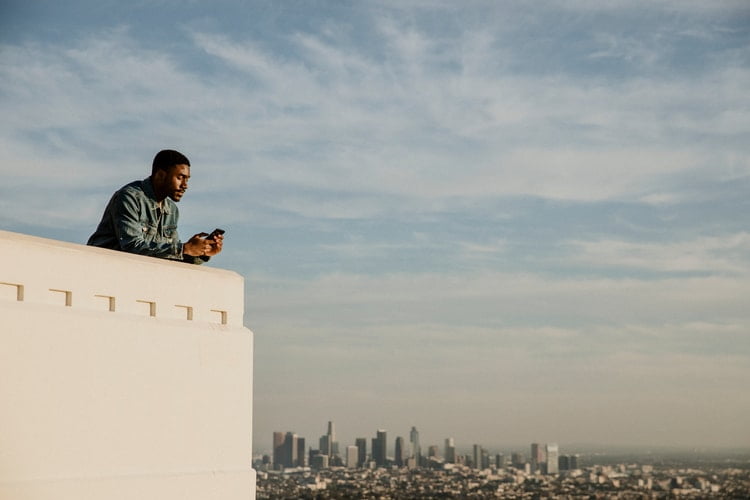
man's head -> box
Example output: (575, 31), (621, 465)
(151, 149), (191, 202)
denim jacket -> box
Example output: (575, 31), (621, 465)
(87, 177), (206, 264)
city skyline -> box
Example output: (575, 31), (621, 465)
(258, 423), (749, 498)
(1, 1), (748, 449)
(268, 423), (573, 470)
(262, 419), (747, 465)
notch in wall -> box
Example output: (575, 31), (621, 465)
(136, 299), (157, 317)
(95, 294), (116, 312)
(1, 282), (24, 301)
(175, 304), (194, 320)
(49, 288), (72, 307)
(210, 309), (228, 325)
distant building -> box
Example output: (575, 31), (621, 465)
(372, 430), (387, 467)
(559, 454), (570, 471)
(395, 436), (405, 466)
(546, 443), (559, 474)
(319, 434), (331, 457)
(410, 426), (421, 463)
(346, 446), (358, 468)
(473, 444), (482, 470)
(530, 443), (545, 473)
(355, 438), (367, 467)
(316, 420), (337, 460)
(570, 454), (579, 469)
(445, 438), (456, 463)
(272, 431), (300, 468)
(327, 421), (339, 458)
(283, 432), (298, 468)
(273, 432), (285, 469)
(428, 445), (439, 458)
(496, 453), (506, 469)
(511, 452), (525, 468)
(297, 437), (306, 467)
(310, 453), (328, 470)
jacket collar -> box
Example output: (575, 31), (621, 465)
(143, 177), (173, 214)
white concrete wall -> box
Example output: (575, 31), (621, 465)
(0, 230), (255, 500)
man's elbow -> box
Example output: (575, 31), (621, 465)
(118, 238), (154, 256)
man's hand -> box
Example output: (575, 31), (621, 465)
(204, 232), (223, 257)
(183, 233), (211, 257)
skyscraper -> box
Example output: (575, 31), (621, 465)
(272, 432), (285, 469)
(346, 445), (358, 468)
(355, 438), (367, 467)
(473, 444), (482, 470)
(373, 430), (387, 467)
(297, 437), (306, 467)
(310, 453), (328, 470)
(530, 443), (545, 474)
(327, 420), (339, 457)
(445, 437), (456, 464)
(272, 431), (301, 468)
(319, 434), (331, 457)
(409, 426), (421, 463)
(319, 421), (336, 459)
(546, 443), (559, 474)
(327, 421), (335, 442)
(394, 436), (405, 466)
(283, 432), (298, 468)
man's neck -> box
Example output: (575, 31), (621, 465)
(149, 177), (167, 203)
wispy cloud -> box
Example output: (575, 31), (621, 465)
(566, 233), (750, 274)
(2, 14), (748, 225)
(246, 269), (749, 331)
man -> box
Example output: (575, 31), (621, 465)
(87, 149), (223, 264)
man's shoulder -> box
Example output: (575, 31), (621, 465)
(115, 179), (157, 204)
(117, 178), (148, 194)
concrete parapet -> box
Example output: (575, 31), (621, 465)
(0, 230), (255, 499)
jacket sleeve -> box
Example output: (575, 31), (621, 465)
(182, 254), (210, 265)
(112, 188), (183, 259)
(175, 217), (208, 265)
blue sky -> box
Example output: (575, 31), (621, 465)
(2, 0), (749, 454)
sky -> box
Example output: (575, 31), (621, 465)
(1, 0), (749, 455)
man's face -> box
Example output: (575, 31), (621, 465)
(154, 164), (190, 202)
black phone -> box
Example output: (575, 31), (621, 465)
(208, 228), (225, 239)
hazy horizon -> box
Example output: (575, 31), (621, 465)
(2, 1), (748, 452)
(255, 421), (750, 459)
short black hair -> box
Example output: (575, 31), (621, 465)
(152, 149), (190, 175)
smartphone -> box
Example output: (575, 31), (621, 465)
(208, 228), (225, 239)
